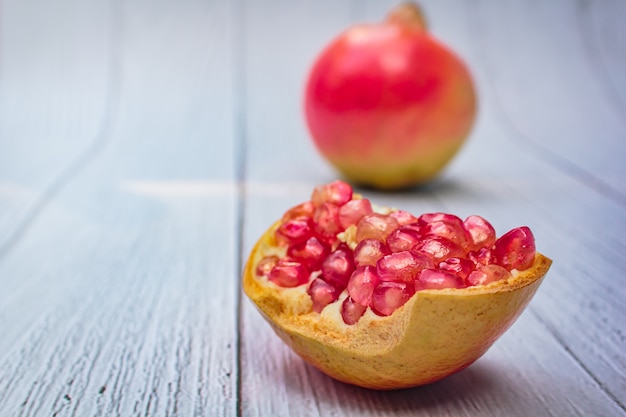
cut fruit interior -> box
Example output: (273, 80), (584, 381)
(243, 181), (552, 390)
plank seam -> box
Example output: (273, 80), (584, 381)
(232, 0), (247, 415)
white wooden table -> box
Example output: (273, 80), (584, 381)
(1, 0), (625, 415)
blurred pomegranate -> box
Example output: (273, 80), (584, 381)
(304, 3), (476, 189)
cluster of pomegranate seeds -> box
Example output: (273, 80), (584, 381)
(256, 181), (537, 325)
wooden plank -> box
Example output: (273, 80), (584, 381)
(0, 0), (239, 415)
(239, 0), (626, 415)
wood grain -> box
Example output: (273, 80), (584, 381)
(1, 0), (239, 415)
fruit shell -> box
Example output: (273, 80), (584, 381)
(243, 221), (552, 390)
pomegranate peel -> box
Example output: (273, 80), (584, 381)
(243, 181), (552, 390)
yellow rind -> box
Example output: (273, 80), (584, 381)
(243, 221), (552, 390)
(330, 136), (465, 190)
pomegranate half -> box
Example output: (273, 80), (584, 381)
(243, 181), (551, 390)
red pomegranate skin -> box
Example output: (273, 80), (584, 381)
(304, 4), (476, 189)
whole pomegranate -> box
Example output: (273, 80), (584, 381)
(304, 3), (476, 189)
(243, 181), (552, 389)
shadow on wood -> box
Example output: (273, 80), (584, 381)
(276, 351), (506, 414)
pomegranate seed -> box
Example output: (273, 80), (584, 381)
(307, 277), (340, 313)
(355, 213), (399, 243)
(341, 296), (367, 325)
(387, 226), (422, 253)
(370, 282), (415, 316)
(493, 226), (536, 271)
(353, 238), (390, 267)
(377, 251), (433, 283)
(256, 255), (279, 277)
(268, 260), (310, 287)
(282, 201), (315, 222)
(422, 220), (471, 250)
(275, 217), (312, 246)
(313, 202), (343, 242)
(467, 264), (512, 286)
(321, 244), (355, 289)
(287, 236), (330, 270)
(438, 257), (475, 281)
(389, 210), (418, 226)
(263, 184), (541, 321)
(347, 266), (380, 306)
(418, 212), (464, 228)
(464, 215), (497, 250)
(311, 180), (353, 207)
(400, 222), (422, 234)
(413, 236), (465, 262)
(415, 269), (465, 291)
(339, 198), (373, 229)
(468, 247), (494, 266)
